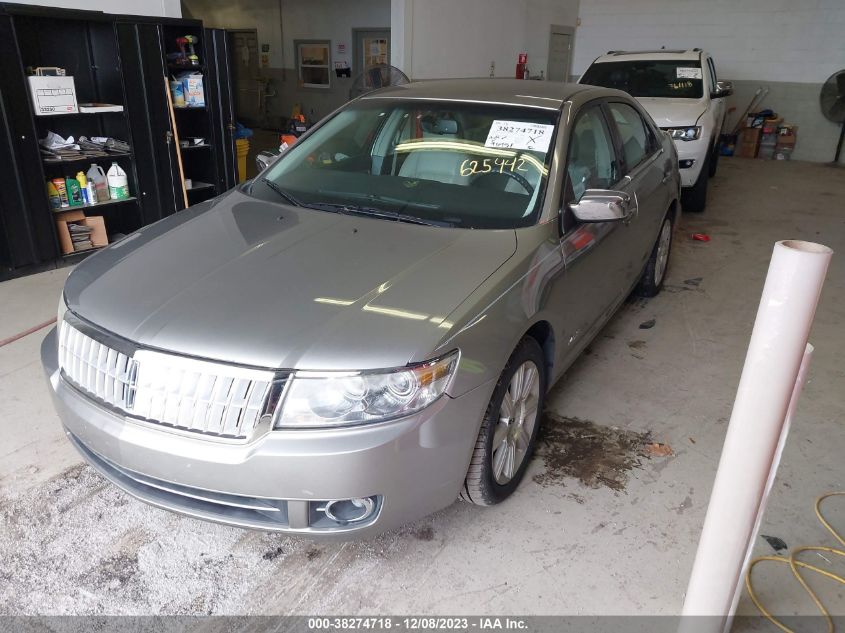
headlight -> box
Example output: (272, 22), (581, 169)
(666, 126), (701, 141)
(274, 351), (459, 428)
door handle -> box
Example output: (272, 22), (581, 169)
(661, 170), (672, 184)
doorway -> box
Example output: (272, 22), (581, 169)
(226, 28), (263, 126)
(353, 28), (390, 77)
(547, 25), (574, 83)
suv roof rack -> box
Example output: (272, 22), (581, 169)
(606, 49), (690, 56)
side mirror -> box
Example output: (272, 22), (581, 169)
(256, 150), (282, 172)
(569, 189), (635, 223)
(712, 81), (733, 98)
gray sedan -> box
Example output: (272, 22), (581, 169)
(42, 80), (680, 537)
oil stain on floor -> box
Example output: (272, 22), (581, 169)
(531, 412), (651, 492)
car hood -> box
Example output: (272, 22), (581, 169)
(635, 97), (707, 128)
(64, 190), (516, 370)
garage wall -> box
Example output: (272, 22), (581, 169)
(2, 0), (181, 16)
(182, 0), (391, 122)
(572, 0), (845, 163)
(391, 0), (580, 80)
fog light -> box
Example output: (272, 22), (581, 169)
(679, 159), (696, 169)
(322, 497), (376, 523)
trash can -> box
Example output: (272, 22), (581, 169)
(236, 139), (250, 183)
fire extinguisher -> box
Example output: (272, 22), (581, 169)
(516, 52), (528, 80)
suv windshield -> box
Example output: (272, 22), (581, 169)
(251, 100), (558, 229)
(581, 60), (704, 99)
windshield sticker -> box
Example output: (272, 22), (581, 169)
(676, 67), (702, 79)
(485, 121), (555, 152)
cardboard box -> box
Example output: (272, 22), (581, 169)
(54, 210), (108, 255)
(178, 72), (205, 107)
(736, 127), (761, 158)
(27, 75), (78, 116)
(776, 125), (798, 147)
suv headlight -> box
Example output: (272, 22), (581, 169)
(274, 351), (459, 428)
(666, 126), (701, 141)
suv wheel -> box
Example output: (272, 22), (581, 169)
(708, 139), (720, 178)
(682, 154), (709, 212)
(460, 337), (546, 506)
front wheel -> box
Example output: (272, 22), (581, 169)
(635, 213), (674, 298)
(460, 337), (546, 506)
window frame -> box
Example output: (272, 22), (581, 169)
(561, 100), (624, 232)
(296, 39), (332, 89)
(706, 56), (718, 96)
(605, 100), (660, 175)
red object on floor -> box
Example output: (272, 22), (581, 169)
(691, 233), (711, 242)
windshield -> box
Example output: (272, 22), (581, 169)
(251, 100), (559, 229)
(581, 60), (704, 99)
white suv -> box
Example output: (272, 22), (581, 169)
(580, 49), (732, 212)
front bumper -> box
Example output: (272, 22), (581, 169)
(669, 135), (710, 188)
(41, 328), (493, 538)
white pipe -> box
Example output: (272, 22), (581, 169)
(680, 240), (832, 632)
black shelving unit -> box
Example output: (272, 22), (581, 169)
(0, 4), (237, 280)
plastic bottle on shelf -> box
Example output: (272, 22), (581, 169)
(65, 177), (83, 207)
(76, 170), (96, 206)
(87, 163), (110, 202)
(107, 162), (129, 200)
(47, 180), (63, 209)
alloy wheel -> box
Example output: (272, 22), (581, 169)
(491, 360), (541, 484)
(654, 219), (672, 286)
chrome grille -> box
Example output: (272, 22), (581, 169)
(59, 320), (279, 440)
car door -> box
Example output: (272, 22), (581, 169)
(554, 101), (634, 366)
(605, 100), (669, 282)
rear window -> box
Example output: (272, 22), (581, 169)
(581, 60), (704, 99)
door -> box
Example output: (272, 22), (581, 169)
(605, 101), (669, 282)
(554, 102), (630, 364)
(118, 22), (182, 221)
(0, 13), (60, 270)
(206, 28), (238, 191)
(226, 29), (263, 126)
(353, 28), (390, 76)
(547, 27), (573, 82)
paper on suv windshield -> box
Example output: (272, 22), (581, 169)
(485, 121), (555, 152)
(676, 67), (702, 79)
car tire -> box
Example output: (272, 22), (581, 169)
(708, 139), (720, 178)
(460, 337), (546, 506)
(635, 213), (674, 298)
(681, 153), (709, 212)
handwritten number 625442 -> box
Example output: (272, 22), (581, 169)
(459, 156), (528, 177)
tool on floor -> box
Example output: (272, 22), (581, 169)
(164, 75), (189, 208)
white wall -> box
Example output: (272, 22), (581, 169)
(2, 0), (180, 16)
(572, 0), (845, 82)
(392, 0), (579, 79)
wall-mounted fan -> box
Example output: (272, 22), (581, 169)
(820, 69), (845, 164)
(349, 64), (410, 100)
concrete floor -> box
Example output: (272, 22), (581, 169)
(1, 158), (843, 617)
